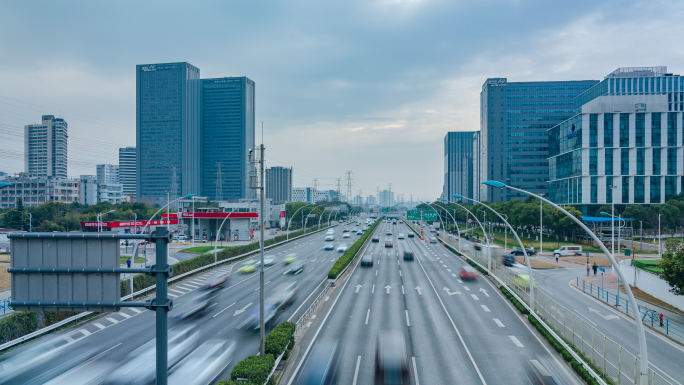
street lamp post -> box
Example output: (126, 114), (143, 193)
(286, 204), (316, 243)
(447, 197), (488, 257)
(658, 213), (663, 257)
(214, 202), (255, 264)
(639, 220), (643, 252)
(539, 193), (543, 255)
(483, 180), (649, 385)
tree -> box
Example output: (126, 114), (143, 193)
(4, 198), (25, 230)
(659, 243), (684, 296)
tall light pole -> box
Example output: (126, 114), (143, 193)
(286, 203), (316, 242)
(214, 201), (255, 264)
(658, 213), (663, 257)
(191, 196), (198, 247)
(97, 210), (115, 233)
(249, 144), (266, 357)
(639, 220), (643, 252)
(482, 180), (649, 385)
(539, 193), (544, 254)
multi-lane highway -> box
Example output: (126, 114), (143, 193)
(0, 220), (367, 384)
(286, 220), (580, 384)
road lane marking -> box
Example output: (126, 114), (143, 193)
(129, 308), (143, 314)
(447, 269), (452, 272)
(93, 323), (106, 330)
(352, 356), (362, 385)
(413, 357), (420, 385)
(79, 329), (91, 336)
(376, 270), (378, 276)
(508, 335), (524, 348)
(493, 318), (505, 327)
(372, 284), (375, 293)
(463, 286), (470, 291)
(402, 285), (405, 294)
(167, 293), (178, 299)
(399, 271), (402, 277)
(307, 267), (315, 273)
(481, 305), (490, 312)
(106, 317), (119, 324)
(265, 280), (271, 286)
(365, 309), (371, 324)
(213, 302), (236, 318)
(471, 294), (479, 300)
(405, 310), (410, 326)
(119, 312), (132, 319)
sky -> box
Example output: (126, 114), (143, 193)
(1, 0), (683, 202)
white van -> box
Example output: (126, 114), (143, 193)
(553, 245), (582, 258)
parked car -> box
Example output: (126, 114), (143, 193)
(403, 252), (414, 261)
(361, 255), (373, 267)
(553, 245), (582, 258)
(459, 265), (478, 280)
(511, 247), (537, 256)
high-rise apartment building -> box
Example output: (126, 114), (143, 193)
(118, 147), (136, 200)
(266, 166), (292, 204)
(96, 164), (119, 184)
(136, 62), (201, 204)
(480, 78), (598, 202)
(549, 67), (684, 215)
(379, 189), (394, 207)
(201, 77), (255, 200)
(443, 131), (478, 201)
(24, 115), (68, 178)
(366, 195), (377, 205)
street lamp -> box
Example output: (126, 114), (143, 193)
(482, 180), (649, 385)
(658, 213), (663, 257)
(303, 205), (326, 233)
(286, 204), (316, 242)
(214, 200), (257, 264)
(97, 210), (115, 233)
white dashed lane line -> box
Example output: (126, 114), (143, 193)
(508, 335), (524, 348)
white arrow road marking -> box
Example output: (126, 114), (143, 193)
(415, 286), (423, 295)
(508, 335), (524, 348)
(471, 294), (479, 300)
(233, 302), (253, 316)
(481, 305), (490, 312)
(442, 287), (461, 296)
(385, 285), (392, 294)
(479, 288), (490, 297)
(493, 318), (505, 327)
(356, 285), (362, 293)
(588, 307), (620, 320)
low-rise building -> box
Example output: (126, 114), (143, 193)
(0, 173), (79, 208)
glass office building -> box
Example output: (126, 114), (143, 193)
(118, 146), (136, 200)
(136, 62), (200, 204)
(480, 78), (598, 202)
(266, 166), (292, 204)
(548, 67), (684, 215)
(443, 131), (479, 200)
(201, 77), (255, 201)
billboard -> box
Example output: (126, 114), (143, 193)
(280, 204), (286, 228)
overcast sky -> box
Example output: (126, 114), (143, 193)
(1, 0), (683, 202)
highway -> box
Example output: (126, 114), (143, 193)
(286, 220), (580, 384)
(0, 220), (366, 384)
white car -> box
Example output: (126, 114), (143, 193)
(337, 244), (348, 252)
(343, 233), (351, 238)
(386, 230), (392, 235)
(398, 233), (405, 239)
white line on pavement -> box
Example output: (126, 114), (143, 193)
(365, 309), (371, 325)
(413, 357), (420, 385)
(106, 317), (119, 324)
(79, 329), (91, 336)
(405, 310), (410, 326)
(129, 308), (143, 314)
(353, 356), (361, 385)
(399, 271), (402, 277)
(167, 293), (178, 299)
(508, 335), (524, 348)
(402, 285), (405, 294)
(93, 323), (106, 330)
(119, 313), (131, 319)
(481, 305), (490, 312)
(376, 270), (378, 276)
(463, 286), (470, 291)
(213, 302), (236, 318)
(471, 294), (479, 300)
(372, 284), (375, 293)
(493, 318), (505, 327)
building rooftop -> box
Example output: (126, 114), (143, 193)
(604, 66), (668, 79)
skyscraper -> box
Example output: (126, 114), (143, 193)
(24, 115), (67, 178)
(136, 62), (201, 204)
(443, 131), (478, 200)
(480, 78), (598, 201)
(118, 146), (136, 200)
(96, 164), (119, 184)
(266, 166), (292, 204)
(201, 77), (255, 200)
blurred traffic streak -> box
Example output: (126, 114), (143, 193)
(168, 340), (236, 385)
(173, 273), (229, 320)
(288, 260), (305, 274)
(238, 259), (258, 273)
(375, 331), (411, 385)
(527, 355), (580, 385)
(44, 347), (117, 385)
(459, 265), (478, 280)
(284, 253), (298, 264)
(237, 282), (297, 331)
(0, 335), (76, 384)
(295, 340), (341, 385)
(104, 326), (200, 384)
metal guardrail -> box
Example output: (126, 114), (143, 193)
(0, 224), (336, 352)
(574, 278), (684, 342)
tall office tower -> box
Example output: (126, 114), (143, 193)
(378, 189), (394, 207)
(549, 67), (684, 215)
(366, 195), (377, 205)
(265, 166), (292, 204)
(136, 62), (201, 204)
(118, 147), (136, 200)
(480, 78), (598, 202)
(24, 115), (68, 178)
(443, 131), (478, 200)
(201, 77), (255, 200)
(96, 164), (119, 184)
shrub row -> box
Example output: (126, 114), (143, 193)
(0, 310), (78, 344)
(499, 285), (529, 315)
(219, 322), (296, 385)
(328, 219), (380, 279)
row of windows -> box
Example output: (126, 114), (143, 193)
(508, 109), (575, 114)
(507, 85), (595, 91)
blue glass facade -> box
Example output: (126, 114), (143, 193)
(444, 131), (478, 200)
(481, 78), (598, 202)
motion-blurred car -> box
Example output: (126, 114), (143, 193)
(372, 236), (380, 243)
(343, 233), (351, 238)
(337, 243), (348, 252)
(0, 336), (76, 383)
(106, 326), (200, 384)
(397, 233), (405, 239)
(324, 243), (335, 250)
(511, 247), (537, 256)
(325, 235), (335, 241)
(407, 233), (414, 238)
(502, 254), (516, 267)
(429, 237), (437, 243)
(459, 265), (478, 280)
(527, 355), (580, 385)
(288, 260), (305, 274)
(238, 259), (258, 273)
(343, 228), (349, 232)
(283, 254), (298, 264)
(168, 340), (236, 385)
(361, 254), (373, 267)
(356, 230), (363, 235)
(238, 283), (296, 331)
(514, 273), (538, 288)
(473, 242), (482, 251)
(202, 273), (229, 291)
(385, 240), (393, 248)
(256, 255), (275, 266)
(375, 331), (411, 385)
(403, 252), (414, 261)
(295, 340), (341, 385)
(174, 288), (217, 320)
(386, 230), (392, 235)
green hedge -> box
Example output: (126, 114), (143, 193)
(499, 285), (529, 315)
(0, 310), (79, 344)
(328, 219), (380, 279)
(264, 321), (296, 359)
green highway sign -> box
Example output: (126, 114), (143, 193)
(423, 210), (438, 221)
(407, 210), (421, 220)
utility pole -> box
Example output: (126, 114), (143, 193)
(215, 162), (223, 202)
(312, 178), (318, 203)
(249, 144), (266, 357)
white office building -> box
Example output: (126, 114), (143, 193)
(24, 115), (68, 178)
(97, 164), (119, 184)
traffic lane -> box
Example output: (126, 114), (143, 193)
(409, 237), (579, 384)
(535, 267), (684, 384)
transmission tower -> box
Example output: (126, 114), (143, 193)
(336, 178), (342, 200)
(215, 162), (223, 201)
(312, 178), (318, 203)
(345, 171), (353, 203)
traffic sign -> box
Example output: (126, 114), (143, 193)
(586, 251), (590, 258)
(599, 267), (605, 273)
(467, 218), (473, 224)
(407, 210), (421, 221)
(423, 210), (438, 221)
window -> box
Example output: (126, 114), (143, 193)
(652, 113), (661, 146)
(634, 176), (645, 203)
(621, 149), (630, 175)
(650, 176), (661, 203)
(666, 176), (676, 201)
(622, 177), (630, 203)
(604, 113), (614, 147)
(591, 177), (598, 203)
(635, 113), (644, 147)
(620, 113), (630, 147)
(606, 176), (613, 203)
(637, 148), (645, 175)
(653, 148), (661, 175)
(668, 148), (677, 175)
(668, 112), (678, 146)
(605, 149), (613, 175)
(590, 114), (598, 147)
(590, 149), (598, 175)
